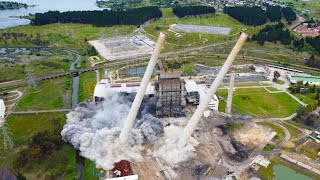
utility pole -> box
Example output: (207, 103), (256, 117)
(25, 69), (39, 91)
(0, 124), (14, 150)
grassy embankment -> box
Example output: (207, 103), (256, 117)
(0, 113), (78, 179)
(16, 77), (72, 111)
(216, 88), (302, 118)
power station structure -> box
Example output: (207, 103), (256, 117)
(92, 32), (248, 149)
(155, 71), (186, 117)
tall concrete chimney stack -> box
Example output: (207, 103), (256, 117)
(225, 72), (236, 115)
(119, 32), (167, 144)
(177, 33), (248, 148)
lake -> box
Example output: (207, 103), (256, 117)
(0, 0), (101, 29)
(274, 165), (312, 180)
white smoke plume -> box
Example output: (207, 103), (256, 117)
(61, 89), (165, 170)
(150, 125), (199, 166)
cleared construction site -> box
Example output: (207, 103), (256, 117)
(170, 24), (232, 35)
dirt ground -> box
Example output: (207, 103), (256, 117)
(233, 122), (272, 147)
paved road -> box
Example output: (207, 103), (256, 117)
(262, 122), (291, 155)
(288, 15), (305, 30)
(11, 109), (72, 114)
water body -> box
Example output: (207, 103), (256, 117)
(274, 165), (312, 180)
(121, 67), (156, 76)
(0, 0), (101, 29)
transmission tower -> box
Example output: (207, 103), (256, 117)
(1, 124), (14, 150)
(25, 69), (39, 91)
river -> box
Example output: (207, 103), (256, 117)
(0, 0), (101, 29)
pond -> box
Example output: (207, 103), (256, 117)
(274, 165), (312, 180)
(0, 0), (101, 29)
(121, 67), (156, 76)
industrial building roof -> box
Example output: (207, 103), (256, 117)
(0, 99), (5, 119)
(197, 84), (218, 101)
(185, 80), (198, 92)
(290, 75), (320, 83)
(93, 80), (155, 98)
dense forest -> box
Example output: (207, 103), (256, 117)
(306, 36), (320, 54)
(224, 6), (296, 26)
(0, 1), (28, 10)
(281, 7), (296, 23)
(251, 22), (292, 45)
(32, 7), (162, 26)
(223, 6), (267, 26)
(266, 4), (282, 22)
(173, 6), (215, 18)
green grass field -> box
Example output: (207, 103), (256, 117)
(0, 50), (74, 83)
(143, 9), (278, 52)
(0, 24), (133, 53)
(294, 92), (318, 105)
(217, 88), (302, 118)
(0, 113), (77, 179)
(275, 80), (286, 85)
(78, 72), (97, 102)
(279, 121), (304, 142)
(16, 77), (71, 111)
(84, 159), (100, 180)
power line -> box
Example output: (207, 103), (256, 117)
(0, 123), (14, 150)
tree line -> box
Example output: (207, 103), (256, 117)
(224, 6), (296, 26)
(223, 6), (268, 26)
(306, 36), (320, 54)
(266, 5), (296, 24)
(0, 32), (48, 46)
(289, 82), (320, 128)
(0, 1), (28, 10)
(172, 6), (215, 18)
(31, 6), (162, 26)
(251, 22), (292, 45)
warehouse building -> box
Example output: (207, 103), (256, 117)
(289, 75), (320, 86)
(93, 79), (154, 102)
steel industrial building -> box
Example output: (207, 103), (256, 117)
(155, 71), (186, 117)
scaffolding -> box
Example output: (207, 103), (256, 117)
(155, 71), (186, 117)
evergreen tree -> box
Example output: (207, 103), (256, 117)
(173, 6), (215, 18)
